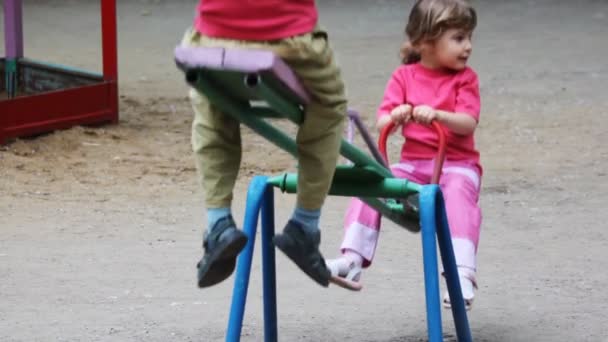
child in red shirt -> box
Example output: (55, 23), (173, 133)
(184, 1), (347, 290)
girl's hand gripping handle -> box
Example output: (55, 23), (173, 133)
(378, 121), (446, 184)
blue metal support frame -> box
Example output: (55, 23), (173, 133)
(226, 176), (278, 342)
(225, 178), (471, 342)
(419, 185), (472, 342)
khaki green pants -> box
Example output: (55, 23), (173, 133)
(182, 27), (347, 210)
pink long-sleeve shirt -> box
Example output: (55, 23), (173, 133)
(194, 0), (317, 41)
(378, 63), (481, 172)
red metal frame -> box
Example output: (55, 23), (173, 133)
(0, 0), (118, 144)
(378, 121), (447, 184)
(101, 0), (119, 124)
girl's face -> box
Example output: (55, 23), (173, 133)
(420, 28), (473, 71)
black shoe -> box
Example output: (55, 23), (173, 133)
(197, 215), (248, 288)
(273, 220), (330, 287)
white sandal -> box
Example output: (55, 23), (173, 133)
(442, 276), (476, 311)
(326, 257), (363, 291)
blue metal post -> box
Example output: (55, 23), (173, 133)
(419, 185), (473, 342)
(433, 187), (472, 342)
(261, 185), (278, 342)
(226, 176), (270, 341)
(225, 178), (471, 341)
(419, 185), (443, 342)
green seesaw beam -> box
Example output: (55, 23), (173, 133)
(176, 46), (421, 232)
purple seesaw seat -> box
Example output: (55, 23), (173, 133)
(174, 46), (310, 104)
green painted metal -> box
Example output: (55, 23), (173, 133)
(191, 73), (299, 157)
(268, 173), (420, 231)
(20, 58), (104, 79)
(339, 139), (393, 179)
(245, 75), (304, 125)
(189, 69), (393, 183)
(184, 67), (423, 231)
(247, 107), (287, 119)
(360, 197), (420, 233)
(5, 59), (18, 98)
(333, 164), (386, 183)
(269, 172), (420, 198)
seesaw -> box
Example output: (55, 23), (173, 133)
(175, 46), (472, 342)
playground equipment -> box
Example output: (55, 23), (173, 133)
(378, 120), (447, 184)
(175, 46), (472, 342)
(0, 0), (118, 144)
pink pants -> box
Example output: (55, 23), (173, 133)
(341, 159), (482, 281)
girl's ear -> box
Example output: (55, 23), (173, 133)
(418, 40), (434, 54)
(410, 42), (424, 54)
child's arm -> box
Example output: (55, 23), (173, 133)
(435, 110), (477, 135)
(376, 68), (411, 132)
(376, 104), (413, 132)
(411, 106), (477, 135)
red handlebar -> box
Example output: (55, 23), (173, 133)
(378, 121), (446, 184)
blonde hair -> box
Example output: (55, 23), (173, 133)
(400, 0), (477, 64)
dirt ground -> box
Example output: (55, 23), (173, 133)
(1, 0), (608, 341)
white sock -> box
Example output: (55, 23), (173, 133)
(459, 276), (475, 300)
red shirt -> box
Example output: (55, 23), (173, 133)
(378, 63), (481, 171)
(194, 0), (318, 40)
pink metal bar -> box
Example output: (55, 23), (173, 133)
(4, 0), (24, 58)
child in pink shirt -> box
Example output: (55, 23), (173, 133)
(327, 0), (481, 310)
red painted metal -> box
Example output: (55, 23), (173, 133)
(378, 121), (447, 184)
(101, 0), (118, 123)
(0, 83), (114, 139)
(0, 0), (118, 144)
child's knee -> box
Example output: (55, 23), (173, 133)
(441, 171), (480, 201)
